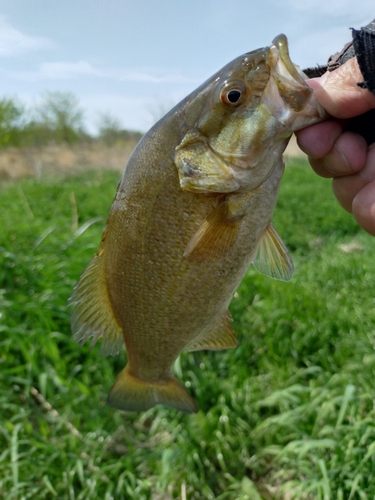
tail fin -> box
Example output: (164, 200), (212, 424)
(107, 366), (199, 414)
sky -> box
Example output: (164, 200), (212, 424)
(0, 0), (373, 134)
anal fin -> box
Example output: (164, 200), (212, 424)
(186, 311), (238, 352)
(107, 366), (199, 414)
(184, 201), (241, 262)
(253, 223), (294, 281)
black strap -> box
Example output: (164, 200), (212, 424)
(303, 19), (375, 145)
(352, 20), (375, 94)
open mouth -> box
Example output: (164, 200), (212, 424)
(269, 34), (313, 112)
(271, 34), (307, 85)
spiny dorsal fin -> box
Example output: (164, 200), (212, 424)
(184, 202), (241, 261)
(186, 311), (238, 351)
(69, 251), (124, 356)
(253, 223), (294, 281)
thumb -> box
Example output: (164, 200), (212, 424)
(307, 57), (375, 119)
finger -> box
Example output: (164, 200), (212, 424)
(323, 131), (368, 175)
(352, 179), (375, 235)
(332, 143), (375, 214)
(332, 174), (368, 212)
(306, 131), (367, 179)
(308, 157), (338, 178)
(306, 58), (375, 118)
(352, 145), (375, 235)
(296, 120), (342, 158)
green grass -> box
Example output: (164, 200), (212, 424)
(1, 159), (375, 499)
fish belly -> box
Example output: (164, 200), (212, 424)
(104, 157), (284, 394)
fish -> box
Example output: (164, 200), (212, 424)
(70, 34), (326, 414)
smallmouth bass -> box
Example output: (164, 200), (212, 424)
(70, 35), (325, 413)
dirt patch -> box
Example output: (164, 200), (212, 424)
(0, 135), (305, 182)
(0, 140), (140, 181)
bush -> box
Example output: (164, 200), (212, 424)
(0, 97), (24, 147)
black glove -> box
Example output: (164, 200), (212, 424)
(303, 19), (375, 145)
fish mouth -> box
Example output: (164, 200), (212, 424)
(268, 34), (313, 112)
(270, 34), (306, 85)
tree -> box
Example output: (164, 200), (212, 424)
(97, 111), (143, 146)
(97, 112), (122, 146)
(34, 91), (86, 144)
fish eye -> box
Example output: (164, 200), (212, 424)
(227, 90), (242, 103)
(220, 82), (246, 107)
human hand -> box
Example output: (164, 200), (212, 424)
(296, 57), (375, 235)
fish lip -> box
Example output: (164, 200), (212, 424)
(269, 33), (307, 86)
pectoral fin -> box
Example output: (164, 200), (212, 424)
(186, 311), (238, 351)
(174, 128), (240, 193)
(184, 201), (241, 261)
(253, 224), (294, 281)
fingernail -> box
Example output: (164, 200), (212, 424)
(335, 144), (351, 171)
(323, 144), (351, 174)
(358, 144), (375, 181)
(296, 140), (317, 159)
(297, 143), (312, 157)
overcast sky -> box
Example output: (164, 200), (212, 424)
(0, 0), (373, 134)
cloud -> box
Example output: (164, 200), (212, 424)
(39, 61), (193, 83)
(0, 15), (53, 57)
(48, 62), (199, 84)
(1, 59), (199, 84)
(39, 61), (98, 79)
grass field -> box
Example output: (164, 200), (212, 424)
(1, 158), (375, 499)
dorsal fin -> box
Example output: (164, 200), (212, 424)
(186, 311), (238, 351)
(253, 223), (294, 281)
(69, 249), (124, 356)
